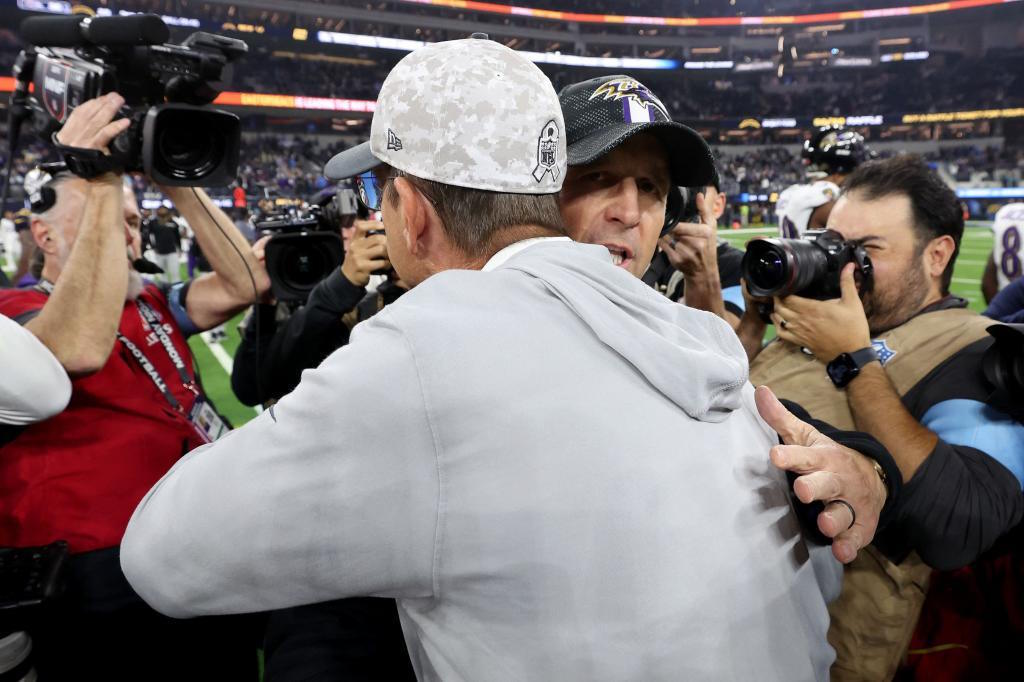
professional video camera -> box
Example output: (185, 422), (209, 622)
(5, 13), (246, 189)
(741, 229), (874, 318)
(259, 188), (359, 302)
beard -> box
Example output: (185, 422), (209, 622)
(126, 270), (144, 302)
(862, 258), (931, 336)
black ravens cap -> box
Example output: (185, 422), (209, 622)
(558, 75), (717, 188)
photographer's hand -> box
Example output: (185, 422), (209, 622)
(55, 92), (131, 157)
(772, 264), (871, 361)
(659, 193), (728, 321)
(658, 192), (718, 280)
(341, 220), (389, 288)
(251, 235), (276, 305)
(736, 279), (769, 362)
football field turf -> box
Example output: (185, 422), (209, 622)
(3, 224), (997, 429)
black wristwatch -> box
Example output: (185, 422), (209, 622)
(826, 346), (879, 388)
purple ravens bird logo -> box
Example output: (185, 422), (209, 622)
(589, 77), (670, 123)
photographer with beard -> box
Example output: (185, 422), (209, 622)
(0, 92), (269, 679)
(744, 155), (1024, 681)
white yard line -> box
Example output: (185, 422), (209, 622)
(199, 331), (261, 415)
(199, 331), (234, 373)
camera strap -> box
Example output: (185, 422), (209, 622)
(50, 132), (123, 179)
(130, 300), (200, 405)
(133, 300), (229, 442)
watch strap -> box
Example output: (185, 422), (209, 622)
(849, 345), (880, 369)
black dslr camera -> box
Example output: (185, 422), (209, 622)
(741, 229), (873, 319)
(259, 189), (359, 302)
(10, 13), (246, 186)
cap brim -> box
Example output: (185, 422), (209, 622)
(567, 121), (716, 188)
(324, 142), (381, 181)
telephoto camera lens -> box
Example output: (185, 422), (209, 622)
(742, 238), (830, 298)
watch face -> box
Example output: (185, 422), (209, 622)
(827, 354), (856, 386)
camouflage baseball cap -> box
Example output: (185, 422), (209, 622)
(559, 75), (716, 187)
(324, 36), (566, 194)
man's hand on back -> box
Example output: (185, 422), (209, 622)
(755, 385), (887, 564)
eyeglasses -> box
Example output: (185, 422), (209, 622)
(355, 171), (399, 212)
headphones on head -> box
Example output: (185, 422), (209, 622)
(25, 163), (70, 214)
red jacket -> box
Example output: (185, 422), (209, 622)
(0, 283), (206, 552)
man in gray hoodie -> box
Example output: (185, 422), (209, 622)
(122, 37), (878, 680)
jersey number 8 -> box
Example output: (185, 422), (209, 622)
(1001, 226), (1021, 281)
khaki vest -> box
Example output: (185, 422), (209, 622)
(750, 307), (995, 681)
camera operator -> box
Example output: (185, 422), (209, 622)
(652, 180), (746, 327)
(231, 206), (407, 407)
(231, 198), (417, 679)
(743, 155), (1024, 681)
(0, 92), (269, 679)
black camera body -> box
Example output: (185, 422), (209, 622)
(259, 190), (359, 302)
(983, 323), (1024, 411)
(18, 15), (246, 186)
(742, 229), (873, 301)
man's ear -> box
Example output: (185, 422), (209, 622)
(925, 234), (957, 281)
(31, 216), (55, 255)
(713, 191), (726, 220)
(394, 177), (435, 257)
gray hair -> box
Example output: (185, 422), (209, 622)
(385, 169), (565, 258)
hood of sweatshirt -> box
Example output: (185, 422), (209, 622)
(501, 240), (749, 422)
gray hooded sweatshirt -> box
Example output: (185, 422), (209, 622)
(122, 239), (835, 681)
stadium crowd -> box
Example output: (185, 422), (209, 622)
(1, 8), (1023, 682)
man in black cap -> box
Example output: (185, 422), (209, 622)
(556, 75), (744, 326)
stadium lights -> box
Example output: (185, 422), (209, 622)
(833, 56), (874, 67)
(805, 24), (846, 33)
(17, 1), (203, 28)
(315, 30), (678, 68)
(880, 51), (930, 62)
(813, 115), (884, 126)
(0, 77), (1019, 125)
(684, 60), (735, 70)
(97, 7), (200, 28)
(957, 188), (1024, 199)
(903, 108), (1024, 123)
(394, 0), (1020, 27)
(734, 60), (775, 72)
